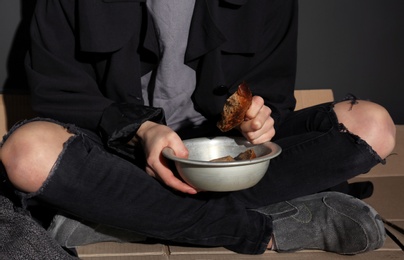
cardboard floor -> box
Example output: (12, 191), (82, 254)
(76, 125), (404, 259)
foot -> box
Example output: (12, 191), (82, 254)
(48, 214), (147, 247)
(254, 192), (386, 254)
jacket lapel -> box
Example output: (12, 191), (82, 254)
(185, 0), (264, 70)
(185, 0), (226, 69)
(78, 0), (159, 57)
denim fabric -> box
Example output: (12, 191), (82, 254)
(231, 102), (383, 207)
(2, 101), (383, 254)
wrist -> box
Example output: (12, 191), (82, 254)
(135, 121), (157, 141)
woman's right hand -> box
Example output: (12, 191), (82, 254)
(135, 121), (198, 194)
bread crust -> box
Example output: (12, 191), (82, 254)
(217, 82), (253, 132)
(209, 149), (257, 162)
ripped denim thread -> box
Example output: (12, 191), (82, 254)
(331, 96), (385, 166)
(1, 117), (83, 209)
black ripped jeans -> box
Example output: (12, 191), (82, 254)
(1, 101), (382, 254)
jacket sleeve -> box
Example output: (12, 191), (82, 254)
(25, 0), (163, 157)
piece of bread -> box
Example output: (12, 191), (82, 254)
(210, 155), (236, 162)
(209, 149), (257, 162)
(234, 148), (257, 161)
(217, 82), (253, 132)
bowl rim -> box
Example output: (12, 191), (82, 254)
(162, 136), (282, 166)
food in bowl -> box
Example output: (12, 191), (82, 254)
(210, 148), (256, 162)
(162, 136), (281, 192)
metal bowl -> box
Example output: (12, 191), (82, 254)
(162, 136), (282, 192)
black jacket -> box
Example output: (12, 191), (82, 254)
(26, 0), (298, 156)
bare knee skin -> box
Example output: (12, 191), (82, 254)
(0, 121), (74, 193)
(333, 100), (396, 159)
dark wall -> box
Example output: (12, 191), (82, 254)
(296, 0), (404, 124)
(1, 0), (403, 123)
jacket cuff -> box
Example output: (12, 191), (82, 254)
(99, 103), (165, 158)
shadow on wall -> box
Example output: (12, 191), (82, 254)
(3, 0), (37, 131)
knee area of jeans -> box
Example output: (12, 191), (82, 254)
(334, 100), (396, 159)
(0, 121), (73, 193)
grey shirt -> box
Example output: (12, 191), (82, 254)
(143, 0), (206, 131)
